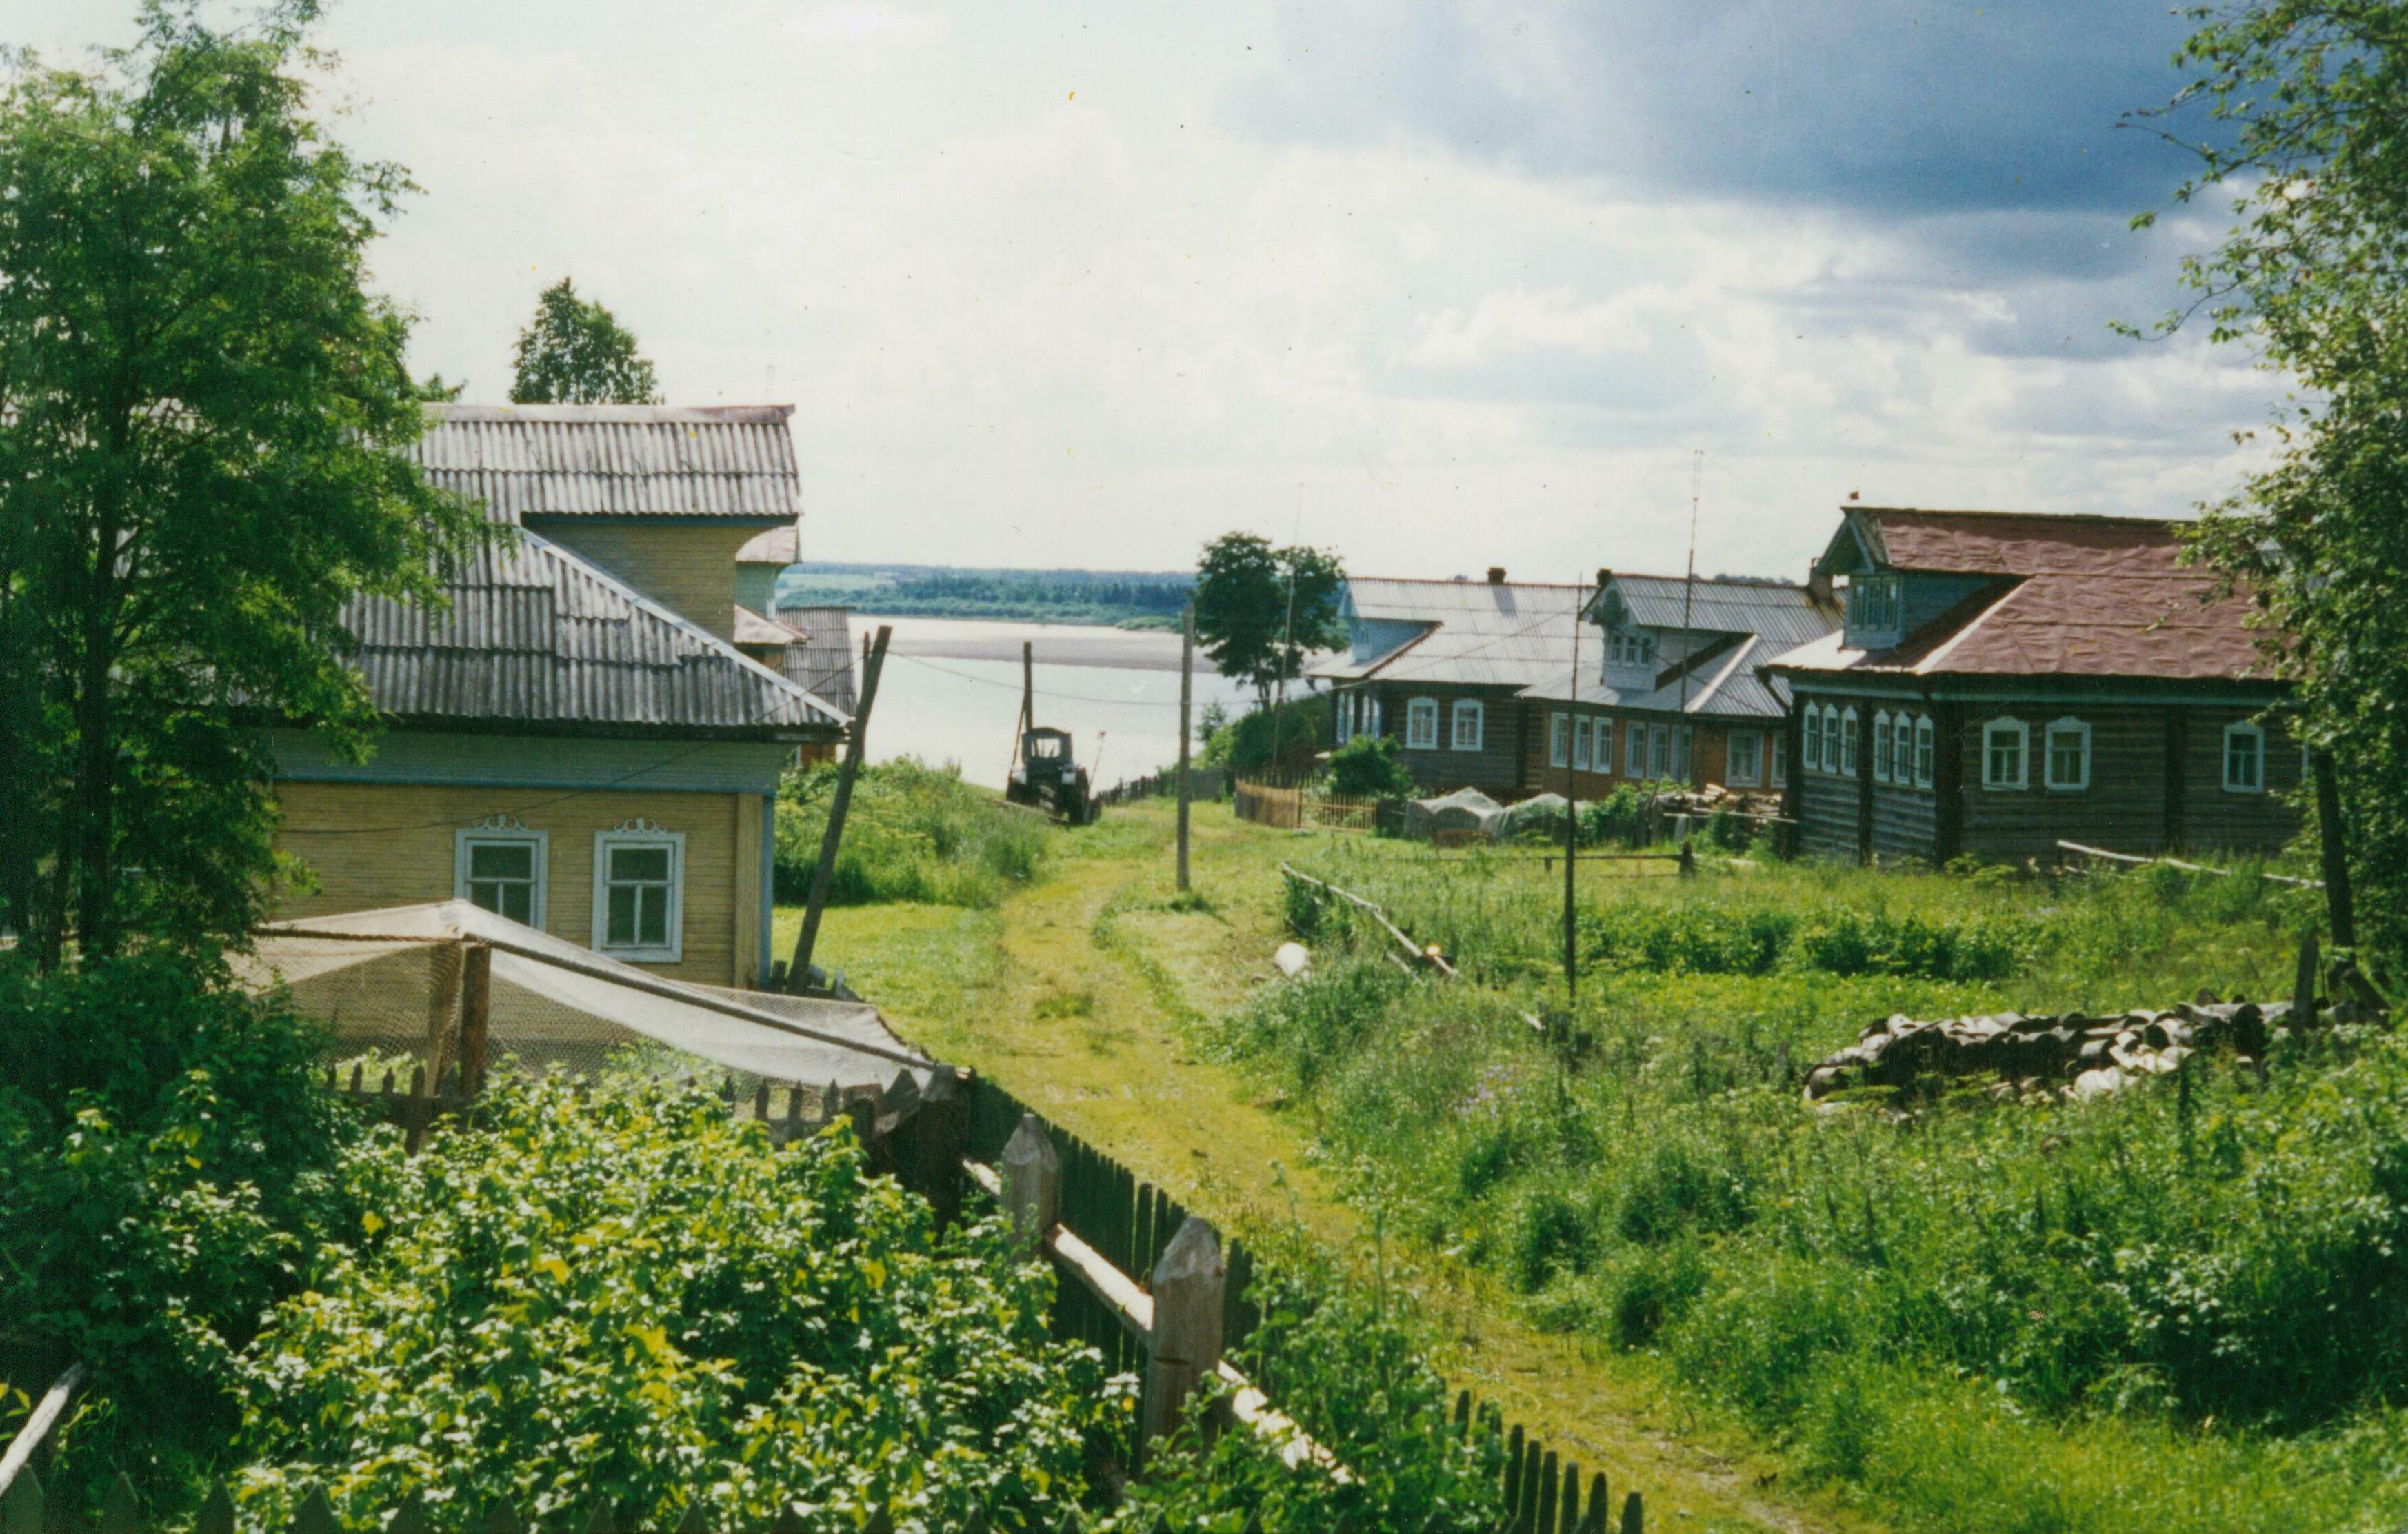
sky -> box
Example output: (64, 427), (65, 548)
(8, 1), (2280, 584)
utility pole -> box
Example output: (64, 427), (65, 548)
(1676, 449), (1703, 788)
(1177, 604), (1195, 892)
(1563, 576), (1583, 1003)
(787, 624), (892, 993)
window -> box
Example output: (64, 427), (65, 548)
(1840, 708), (1859, 777)
(1594, 719), (1614, 772)
(1982, 718), (2028, 790)
(1363, 695), (1382, 739)
(1802, 704), (1823, 773)
(1451, 699), (1484, 752)
(1549, 712), (1571, 768)
(2045, 717), (2091, 791)
(456, 824), (547, 926)
(1626, 719), (1647, 776)
(1648, 723), (1671, 779)
(1405, 697), (1439, 749)
(1823, 708), (1842, 777)
(1572, 716), (1592, 771)
(2223, 721), (2265, 793)
(1673, 726), (1693, 782)
(1609, 630), (1656, 666)
(1849, 574), (1902, 635)
(593, 824), (684, 962)
(1914, 715), (1935, 788)
(1727, 730), (1763, 788)
(1772, 731), (1788, 789)
(1336, 693), (1354, 744)
(1872, 711), (1894, 784)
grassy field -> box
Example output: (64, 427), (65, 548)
(783, 803), (2408, 1534)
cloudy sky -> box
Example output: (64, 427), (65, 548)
(10, 1), (2276, 581)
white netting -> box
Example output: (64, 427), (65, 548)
(238, 900), (932, 1093)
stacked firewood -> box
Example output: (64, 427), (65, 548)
(1800, 999), (2312, 1104)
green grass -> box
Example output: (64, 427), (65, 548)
(1210, 845), (2408, 1534)
(773, 757), (1052, 908)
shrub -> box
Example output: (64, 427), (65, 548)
(227, 1075), (1114, 1532)
(773, 757), (1049, 908)
(1201, 694), (1330, 773)
(1326, 734), (1417, 799)
(0, 954), (358, 1506)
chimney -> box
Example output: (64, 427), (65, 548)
(1486, 566), (1507, 585)
(1807, 557), (1835, 610)
(1595, 568), (1609, 591)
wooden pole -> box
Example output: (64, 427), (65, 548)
(1143, 1215), (1226, 1444)
(1564, 579), (1582, 1004)
(2311, 746), (2356, 948)
(1000, 1114), (1060, 1257)
(457, 942), (492, 1096)
(788, 625), (892, 992)
(1177, 605), (1195, 893)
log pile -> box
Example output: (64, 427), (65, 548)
(1801, 999), (2311, 1104)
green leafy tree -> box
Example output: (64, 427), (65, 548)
(0, 3), (483, 965)
(1193, 532), (1346, 710)
(2136, 1), (2408, 972)
(1326, 734), (1418, 799)
(508, 277), (663, 404)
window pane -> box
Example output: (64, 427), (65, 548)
(612, 846), (670, 882)
(501, 882), (532, 924)
(639, 886), (668, 946)
(470, 841), (532, 880)
(607, 883), (639, 945)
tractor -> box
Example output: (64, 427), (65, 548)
(1007, 725), (1098, 824)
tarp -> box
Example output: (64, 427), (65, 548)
(1400, 788), (1504, 840)
(240, 901), (934, 1092)
(1485, 793), (1571, 842)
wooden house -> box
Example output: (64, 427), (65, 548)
(1521, 572), (1839, 800)
(1312, 570), (1588, 797)
(268, 404), (848, 986)
(1763, 507), (2296, 864)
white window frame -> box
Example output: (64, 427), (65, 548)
(2044, 716), (2091, 792)
(1405, 697), (1439, 750)
(1982, 717), (2029, 791)
(1626, 717), (1646, 776)
(1363, 695), (1383, 739)
(592, 825), (685, 964)
(1872, 710), (1894, 784)
(1594, 718), (1614, 774)
(1914, 715), (1935, 789)
(1450, 698), (1485, 753)
(1609, 630), (1656, 666)
(1572, 715), (1592, 771)
(1822, 708), (1841, 777)
(1648, 723), (1671, 779)
(1549, 712), (1571, 769)
(455, 826), (548, 928)
(1839, 707), (1859, 777)
(1727, 729), (1763, 788)
(1772, 730), (1788, 789)
(1336, 693), (1355, 744)
(1802, 704), (1823, 773)
(2223, 721), (2265, 794)
(1851, 573), (1902, 635)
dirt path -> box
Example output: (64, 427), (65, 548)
(785, 804), (1886, 1534)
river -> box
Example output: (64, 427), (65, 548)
(834, 615), (1258, 790)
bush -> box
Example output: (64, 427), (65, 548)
(1326, 734), (1417, 799)
(773, 757), (1049, 908)
(227, 1075), (1114, 1532)
(1202, 694), (1330, 773)
(0, 954), (358, 1506)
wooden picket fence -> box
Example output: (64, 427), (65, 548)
(2, 1066), (1647, 1531)
(1094, 768), (1226, 808)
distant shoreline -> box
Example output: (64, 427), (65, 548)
(868, 615), (1224, 675)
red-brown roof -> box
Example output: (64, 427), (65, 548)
(1775, 508), (2278, 684)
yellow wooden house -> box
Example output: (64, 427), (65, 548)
(270, 404), (845, 987)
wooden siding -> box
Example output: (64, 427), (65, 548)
(1372, 684), (1523, 797)
(2182, 704), (2304, 853)
(1516, 707), (1737, 798)
(273, 781), (755, 986)
(525, 519), (759, 641)
(267, 730), (792, 794)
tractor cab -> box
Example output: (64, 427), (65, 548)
(1007, 726), (1098, 824)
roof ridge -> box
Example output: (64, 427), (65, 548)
(520, 529), (850, 726)
(428, 402), (796, 424)
(1852, 506), (2190, 528)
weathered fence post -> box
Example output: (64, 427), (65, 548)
(1001, 1114), (1061, 1257)
(1142, 1215), (1225, 1444)
(914, 1066), (968, 1228)
(458, 942), (493, 1097)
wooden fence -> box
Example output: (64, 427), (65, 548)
(3, 1062), (1649, 1531)
(1233, 780), (1382, 832)
(1094, 767), (1227, 808)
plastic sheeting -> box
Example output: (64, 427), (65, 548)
(1399, 788), (1504, 841)
(240, 900), (933, 1091)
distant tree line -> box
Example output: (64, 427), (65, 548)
(787, 565), (1194, 628)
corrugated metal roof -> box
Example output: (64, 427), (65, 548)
(1604, 573), (1840, 650)
(1315, 577), (1589, 689)
(415, 404), (799, 526)
(341, 531), (846, 736)
(772, 604), (860, 715)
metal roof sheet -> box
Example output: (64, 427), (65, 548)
(1316, 577), (1589, 689)
(341, 531), (846, 736)
(1603, 573), (1841, 649)
(415, 404), (800, 526)
(771, 604), (860, 715)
